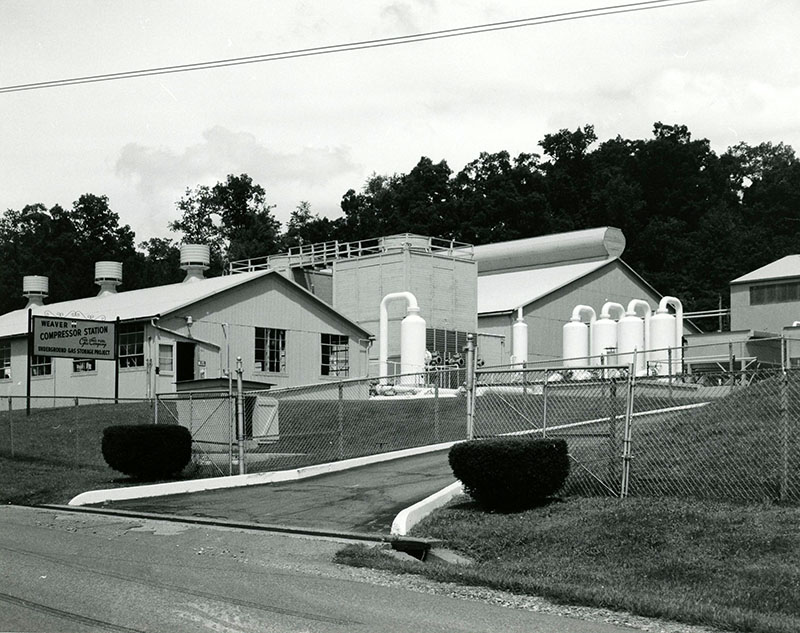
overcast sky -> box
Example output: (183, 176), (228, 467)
(2, 0), (798, 243)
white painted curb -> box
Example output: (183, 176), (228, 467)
(69, 440), (460, 506)
(391, 480), (464, 536)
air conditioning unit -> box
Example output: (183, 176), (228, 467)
(242, 395), (279, 445)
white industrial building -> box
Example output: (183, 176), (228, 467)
(0, 227), (700, 406)
(683, 254), (800, 372)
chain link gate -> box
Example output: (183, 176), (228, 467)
(472, 365), (634, 497)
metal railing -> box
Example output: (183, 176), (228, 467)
(229, 233), (474, 273)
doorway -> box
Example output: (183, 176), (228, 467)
(176, 342), (196, 382)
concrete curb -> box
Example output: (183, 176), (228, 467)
(69, 440), (460, 506)
(391, 480), (464, 536)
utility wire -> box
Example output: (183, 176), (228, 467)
(0, 0), (710, 94)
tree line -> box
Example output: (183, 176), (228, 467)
(2, 122), (799, 325)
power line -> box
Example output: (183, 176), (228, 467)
(0, 0), (710, 94)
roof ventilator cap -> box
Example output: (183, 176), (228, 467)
(181, 244), (210, 283)
(95, 261), (123, 296)
(23, 275), (49, 308)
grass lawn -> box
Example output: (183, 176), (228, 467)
(0, 401), (164, 505)
(337, 495), (800, 633)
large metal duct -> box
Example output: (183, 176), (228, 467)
(470, 227), (625, 274)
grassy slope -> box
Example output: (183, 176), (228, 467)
(338, 496), (800, 633)
(0, 401), (156, 504)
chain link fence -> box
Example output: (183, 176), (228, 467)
(154, 368), (468, 477)
(3, 348), (797, 506)
(473, 364), (799, 503)
(0, 396), (153, 470)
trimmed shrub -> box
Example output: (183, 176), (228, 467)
(102, 424), (191, 480)
(449, 437), (569, 511)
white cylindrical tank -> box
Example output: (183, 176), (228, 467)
(591, 302), (625, 366)
(562, 305), (596, 367)
(400, 306), (427, 384)
(511, 307), (528, 367)
(618, 300), (652, 375)
(649, 296), (683, 375)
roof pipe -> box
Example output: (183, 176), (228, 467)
(600, 301), (625, 320)
(379, 292), (420, 383)
(570, 304), (597, 324)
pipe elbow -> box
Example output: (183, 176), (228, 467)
(570, 304), (597, 323)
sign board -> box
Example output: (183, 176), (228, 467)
(32, 316), (116, 360)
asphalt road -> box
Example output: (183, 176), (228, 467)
(98, 450), (458, 534)
(0, 505), (637, 633)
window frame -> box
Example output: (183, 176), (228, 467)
(320, 333), (349, 377)
(749, 281), (800, 306)
(118, 323), (145, 369)
(255, 327), (286, 374)
(72, 358), (96, 374)
(158, 343), (174, 375)
(31, 355), (52, 377)
(0, 341), (10, 380)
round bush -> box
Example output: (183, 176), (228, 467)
(102, 424), (191, 480)
(449, 437), (569, 511)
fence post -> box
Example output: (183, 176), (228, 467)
(337, 382), (345, 460)
(8, 396), (14, 458)
(433, 371), (440, 443)
(73, 397), (80, 466)
(620, 359), (636, 499)
(236, 357), (245, 475)
(607, 376), (617, 484)
(780, 369), (790, 502)
(542, 370), (549, 438)
(465, 334), (475, 440)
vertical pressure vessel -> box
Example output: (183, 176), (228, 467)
(511, 307), (528, 367)
(400, 306), (427, 384)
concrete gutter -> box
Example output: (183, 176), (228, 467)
(391, 480), (464, 536)
(69, 440), (461, 506)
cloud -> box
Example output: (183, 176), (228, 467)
(115, 126), (360, 197)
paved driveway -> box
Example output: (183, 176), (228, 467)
(97, 450), (456, 534)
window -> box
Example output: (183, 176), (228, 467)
(31, 355), (52, 377)
(255, 328), (286, 373)
(0, 341), (10, 379)
(750, 281), (800, 305)
(321, 334), (349, 376)
(73, 359), (96, 373)
(118, 323), (145, 368)
(158, 344), (174, 373)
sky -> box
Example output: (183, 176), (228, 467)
(2, 0), (798, 244)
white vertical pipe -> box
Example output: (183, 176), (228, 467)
(626, 299), (652, 375)
(657, 296), (683, 374)
(379, 291), (420, 382)
(511, 306), (528, 367)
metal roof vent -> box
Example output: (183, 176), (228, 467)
(23, 275), (49, 308)
(95, 261), (123, 296)
(180, 244), (210, 283)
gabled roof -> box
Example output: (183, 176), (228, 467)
(0, 270), (371, 339)
(478, 258), (615, 314)
(731, 255), (800, 284)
